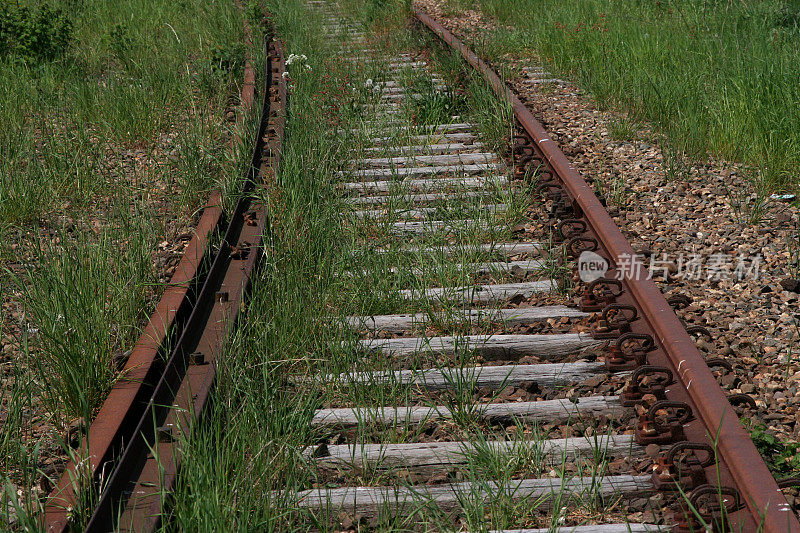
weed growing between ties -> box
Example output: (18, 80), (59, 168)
(166, 0), (373, 528)
(453, 0), (800, 192)
(162, 0), (610, 529)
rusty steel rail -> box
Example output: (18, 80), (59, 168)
(42, 31), (286, 533)
(44, 11), (263, 531)
(414, 8), (799, 533)
(43, 192), (224, 532)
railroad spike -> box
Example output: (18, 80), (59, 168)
(566, 236), (599, 258)
(621, 364), (672, 406)
(591, 303), (638, 339)
(579, 278), (623, 312)
(607, 332), (656, 372)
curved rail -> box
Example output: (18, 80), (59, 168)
(42, 28), (286, 533)
(413, 8), (800, 533)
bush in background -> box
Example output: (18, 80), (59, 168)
(0, 3), (72, 62)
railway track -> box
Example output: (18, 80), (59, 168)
(42, 27), (287, 533)
(41, 3), (800, 532)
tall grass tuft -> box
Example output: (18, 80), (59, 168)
(0, 0), (245, 226)
(11, 224), (156, 424)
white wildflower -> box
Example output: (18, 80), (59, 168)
(365, 78), (373, 87)
(286, 53), (311, 73)
(281, 71), (290, 79)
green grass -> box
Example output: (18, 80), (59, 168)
(10, 224), (156, 424)
(399, 69), (467, 125)
(457, 0), (800, 191)
(165, 2), (362, 527)
(0, 0), (247, 226)
(160, 1), (637, 531)
(0, 0), (252, 527)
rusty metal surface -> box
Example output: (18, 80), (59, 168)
(43, 18), (269, 533)
(43, 192), (224, 532)
(78, 36), (285, 532)
(413, 8), (800, 533)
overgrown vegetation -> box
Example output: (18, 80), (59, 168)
(0, 0), (247, 226)
(1, 0), (252, 526)
(402, 75), (466, 125)
(458, 0), (800, 191)
(163, 1), (634, 530)
(745, 419), (800, 477)
(12, 228), (155, 422)
(0, 2), (72, 62)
